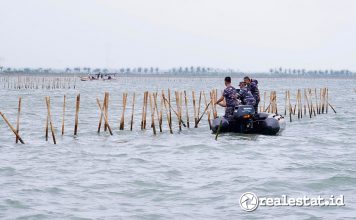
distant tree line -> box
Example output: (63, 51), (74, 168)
(269, 67), (354, 77)
(0, 65), (354, 77)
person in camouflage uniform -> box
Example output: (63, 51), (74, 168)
(215, 77), (239, 117)
(237, 82), (256, 107)
(244, 76), (260, 112)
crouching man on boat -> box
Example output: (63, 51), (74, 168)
(237, 82), (256, 107)
(244, 76), (260, 112)
(215, 77), (239, 118)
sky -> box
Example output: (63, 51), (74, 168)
(0, 0), (356, 72)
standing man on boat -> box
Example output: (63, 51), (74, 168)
(215, 77), (239, 118)
(244, 76), (260, 112)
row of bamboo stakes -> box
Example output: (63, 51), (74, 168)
(0, 88), (335, 144)
(0, 76), (77, 89)
(262, 88), (336, 122)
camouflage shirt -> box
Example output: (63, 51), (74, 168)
(247, 79), (260, 101)
(223, 86), (238, 107)
(237, 87), (256, 106)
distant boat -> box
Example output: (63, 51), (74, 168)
(80, 73), (117, 81)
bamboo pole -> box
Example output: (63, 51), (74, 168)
(320, 88), (323, 114)
(210, 91), (217, 119)
(61, 95), (66, 135)
(141, 91), (146, 130)
(288, 90), (292, 122)
(144, 91), (148, 129)
(284, 91), (287, 115)
(326, 88), (329, 114)
(149, 93), (156, 135)
(120, 92), (127, 130)
(192, 91), (197, 126)
(0, 112), (25, 144)
(179, 91), (183, 130)
(315, 88), (319, 114)
(305, 90), (312, 118)
(203, 92), (211, 130)
(130, 92), (135, 131)
(197, 91), (202, 120)
(168, 89), (172, 130)
(215, 119), (223, 141)
(97, 93), (106, 133)
(153, 92), (161, 132)
(195, 100), (212, 127)
(15, 97), (21, 143)
(104, 92), (109, 131)
(159, 94), (163, 132)
(96, 98), (113, 135)
(184, 90), (190, 128)
(45, 104), (49, 141)
(328, 102), (337, 113)
(162, 91), (173, 134)
(175, 91), (182, 131)
(45, 97), (56, 144)
(162, 95), (187, 127)
(74, 94), (80, 135)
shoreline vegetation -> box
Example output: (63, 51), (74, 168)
(0, 66), (355, 78)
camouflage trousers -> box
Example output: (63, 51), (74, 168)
(224, 106), (235, 118)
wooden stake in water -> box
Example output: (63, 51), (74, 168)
(61, 95), (66, 135)
(141, 91), (146, 130)
(45, 96), (56, 144)
(287, 90), (292, 122)
(175, 91), (182, 131)
(196, 100), (212, 127)
(162, 91), (173, 134)
(168, 89), (172, 130)
(328, 102), (337, 114)
(159, 94), (163, 132)
(162, 93), (187, 127)
(45, 103), (49, 141)
(15, 97), (21, 143)
(215, 119), (223, 141)
(104, 92), (109, 131)
(203, 92), (211, 130)
(284, 91), (287, 116)
(144, 91), (148, 129)
(326, 88), (329, 114)
(149, 93), (156, 135)
(96, 98), (113, 135)
(153, 93), (162, 132)
(192, 91), (197, 126)
(0, 112), (25, 144)
(97, 93), (106, 133)
(184, 90), (190, 128)
(120, 92), (128, 130)
(130, 93), (135, 131)
(197, 91), (202, 121)
(74, 94), (80, 135)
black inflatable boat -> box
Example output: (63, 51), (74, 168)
(212, 105), (285, 135)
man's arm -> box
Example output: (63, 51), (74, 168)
(215, 95), (224, 105)
(217, 101), (226, 107)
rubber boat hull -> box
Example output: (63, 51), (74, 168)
(211, 106), (286, 135)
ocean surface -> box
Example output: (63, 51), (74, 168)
(0, 76), (355, 219)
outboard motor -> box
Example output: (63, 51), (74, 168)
(233, 105), (255, 132)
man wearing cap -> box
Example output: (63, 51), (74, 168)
(244, 76), (260, 112)
(237, 82), (256, 107)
